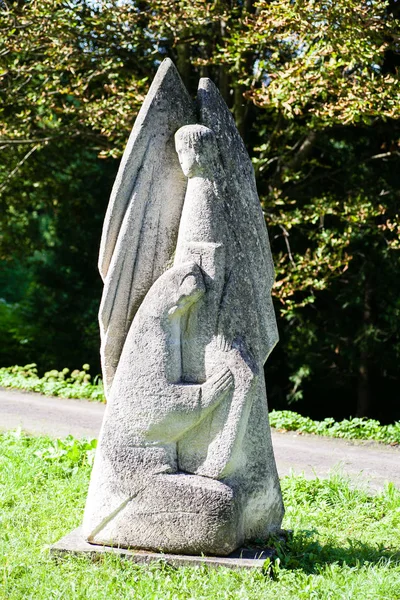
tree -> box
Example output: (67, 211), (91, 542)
(1, 0), (399, 418)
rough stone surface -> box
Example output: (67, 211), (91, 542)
(51, 528), (274, 571)
(98, 58), (195, 393)
(83, 59), (284, 556)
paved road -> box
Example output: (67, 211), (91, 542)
(1, 388), (399, 491)
(0, 388), (104, 439)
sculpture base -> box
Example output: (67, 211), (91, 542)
(50, 527), (275, 570)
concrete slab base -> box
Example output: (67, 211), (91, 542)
(50, 527), (275, 570)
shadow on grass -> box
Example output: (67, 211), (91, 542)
(267, 529), (400, 574)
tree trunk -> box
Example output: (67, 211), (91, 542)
(356, 281), (372, 417)
(357, 352), (370, 417)
(233, 84), (248, 138)
(175, 43), (192, 90)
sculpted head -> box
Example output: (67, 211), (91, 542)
(169, 261), (205, 316)
(146, 261), (205, 318)
(175, 125), (219, 178)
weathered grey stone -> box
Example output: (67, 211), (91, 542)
(98, 58), (195, 393)
(82, 59), (284, 557)
(51, 527), (275, 571)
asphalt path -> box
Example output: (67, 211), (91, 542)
(0, 388), (104, 439)
(1, 387), (399, 491)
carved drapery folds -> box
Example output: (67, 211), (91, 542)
(83, 59), (284, 556)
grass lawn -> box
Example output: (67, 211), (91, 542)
(1, 431), (399, 599)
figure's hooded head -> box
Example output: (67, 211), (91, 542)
(175, 125), (220, 178)
(143, 261), (205, 319)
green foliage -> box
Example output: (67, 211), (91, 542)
(34, 435), (97, 476)
(239, 1), (400, 125)
(270, 410), (400, 445)
(0, 364), (105, 402)
(1, 0), (400, 419)
(0, 0), (151, 156)
(1, 431), (399, 599)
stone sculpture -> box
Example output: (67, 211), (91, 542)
(83, 59), (284, 556)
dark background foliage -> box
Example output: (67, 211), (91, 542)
(1, 0), (399, 421)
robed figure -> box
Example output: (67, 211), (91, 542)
(83, 60), (284, 556)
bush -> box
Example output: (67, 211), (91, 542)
(270, 410), (400, 445)
(0, 363), (105, 402)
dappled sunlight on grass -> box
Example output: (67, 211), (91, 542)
(0, 431), (399, 599)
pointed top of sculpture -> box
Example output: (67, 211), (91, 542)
(98, 58), (195, 393)
(198, 77), (278, 362)
(99, 58), (194, 280)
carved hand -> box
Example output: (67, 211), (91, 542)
(200, 367), (234, 411)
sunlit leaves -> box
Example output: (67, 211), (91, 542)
(0, 0), (150, 155)
(236, 0), (400, 126)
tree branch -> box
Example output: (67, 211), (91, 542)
(287, 131), (318, 172)
(0, 136), (59, 145)
(279, 224), (295, 265)
(0, 144), (39, 194)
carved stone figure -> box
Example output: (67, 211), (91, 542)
(82, 59), (284, 556)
